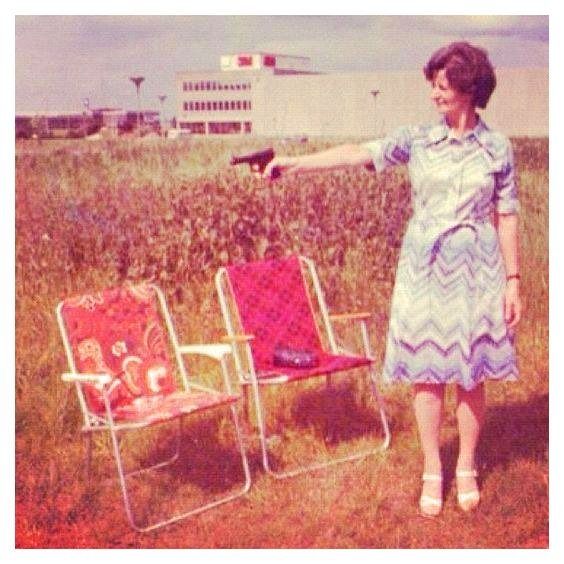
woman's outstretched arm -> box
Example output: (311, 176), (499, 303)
(262, 143), (373, 178)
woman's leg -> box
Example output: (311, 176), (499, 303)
(414, 383), (446, 505)
(456, 382), (485, 470)
(455, 382), (485, 508)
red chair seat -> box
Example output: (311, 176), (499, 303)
(111, 390), (240, 426)
(255, 353), (372, 383)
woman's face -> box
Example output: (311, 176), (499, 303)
(430, 68), (473, 117)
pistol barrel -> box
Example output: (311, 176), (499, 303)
(230, 147), (274, 167)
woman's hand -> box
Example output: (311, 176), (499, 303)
(262, 156), (294, 180)
(262, 144), (373, 179)
(504, 279), (522, 329)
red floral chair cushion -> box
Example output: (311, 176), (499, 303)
(61, 283), (183, 417)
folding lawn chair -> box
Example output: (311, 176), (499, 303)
(215, 255), (391, 478)
(56, 282), (251, 532)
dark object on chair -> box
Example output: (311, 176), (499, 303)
(273, 344), (319, 368)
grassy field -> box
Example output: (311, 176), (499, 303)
(15, 135), (548, 548)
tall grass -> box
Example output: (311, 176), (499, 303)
(15, 136), (548, 547)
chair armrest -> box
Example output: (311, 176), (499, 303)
(220, 334), (255, 344)
(329, 312), (372, 322)
(329, 313), (374, 359)
(61, 372), (112, 386)
(179, 343), (232, 361)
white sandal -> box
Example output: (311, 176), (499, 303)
(456, 469), (480, 512)
(419, 473), (443, 517)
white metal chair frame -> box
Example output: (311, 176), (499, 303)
(57, 284), (251, 532)
(215, 256), (391, 479)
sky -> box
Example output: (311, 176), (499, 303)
(15, 14), (549, 118)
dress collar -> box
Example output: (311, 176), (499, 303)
(426, 115), (489, 146)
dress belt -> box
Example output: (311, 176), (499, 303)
(429, 222), (479, 265)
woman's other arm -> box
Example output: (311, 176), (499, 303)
(495, 212), (522, 328)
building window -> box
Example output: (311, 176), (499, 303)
(248, 100), (252, 110)
(236, 84), (241, 90)
(224, 103), (229, 111)
(179, 121), (205, 134)
(218, 101), (223, 110)
(263, 55), (276, 67)
(242, 100), (247, 110)
(208, 121), (242, 134)
(206, 81), (211, 90)
(212, 101), (218, 110)
(236, 101), (242, 110)
(195, 102), (200, 111)
(189, 101), (194, 111)
(212, 81), (217, 90)
(244, 121), (252, 134)
(194, 83), (199, 91)
(206, 101), (211, 111)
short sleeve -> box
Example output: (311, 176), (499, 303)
(493, 139), (520, 214)
(362, 126), (412, 173)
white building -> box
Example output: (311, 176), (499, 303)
(175, 52), (548, 138)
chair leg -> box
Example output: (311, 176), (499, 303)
(107, 426), (141, 531)
(251, 371), (391, 479)
(358, 320), (391, 449)
(123, 419), (182, 479)
(107, 413), (251, 533)
(243, 385), (252, 428)
(248, 378), (273, 474)
(228, 403), (252, 494)
(368, 367), (391, 450)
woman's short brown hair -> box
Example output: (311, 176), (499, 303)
(423, 41), (496, 109)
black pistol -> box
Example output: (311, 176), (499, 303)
(230, 147), (280, 179)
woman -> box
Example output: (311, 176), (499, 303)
(263, 41), (522, 516)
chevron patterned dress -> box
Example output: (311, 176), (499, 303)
(363, 117), (519, 390)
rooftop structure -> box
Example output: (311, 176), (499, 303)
(219, 52), (316, 75)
